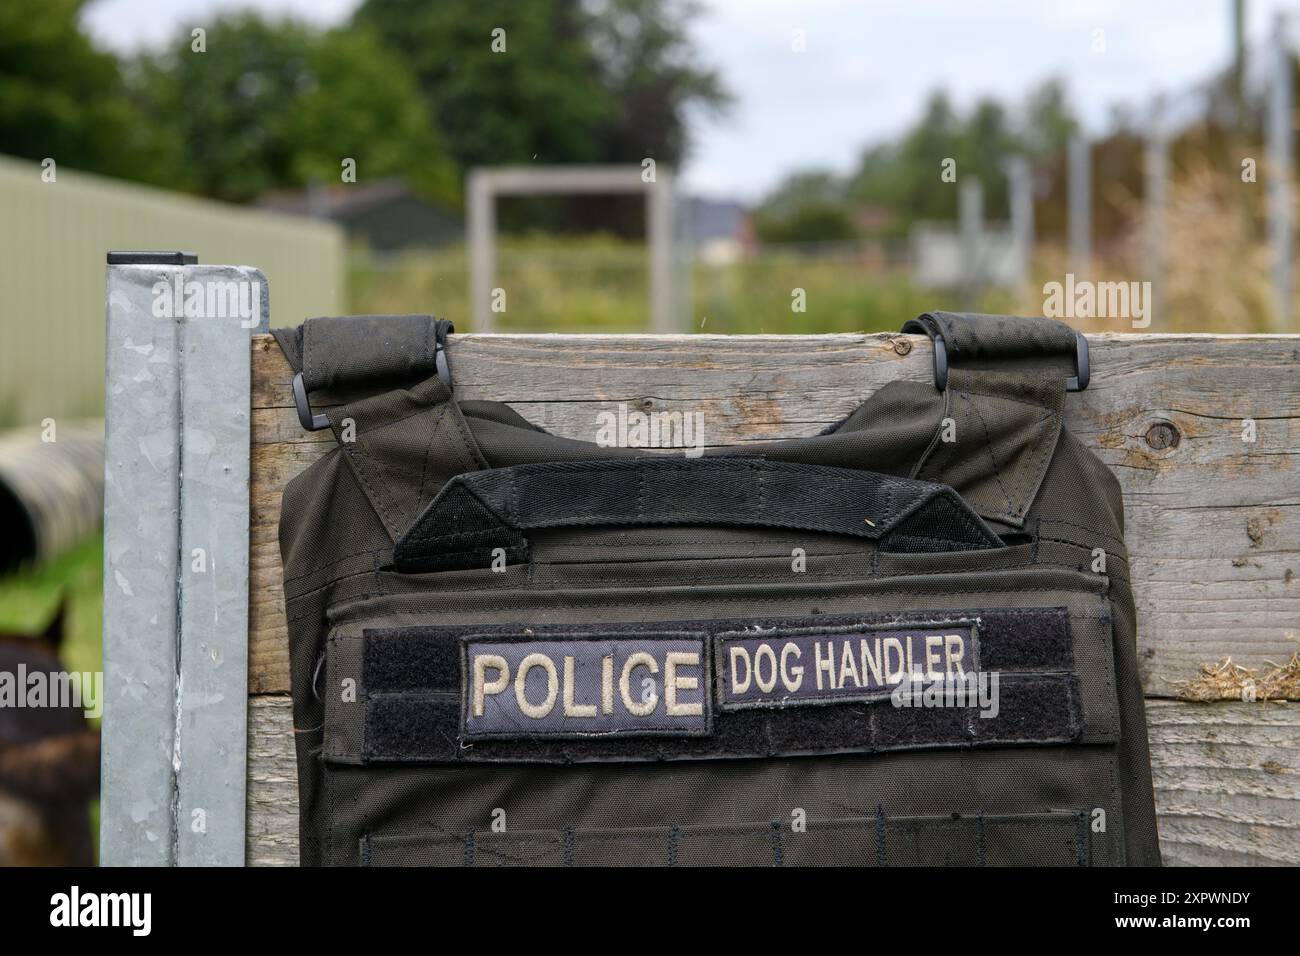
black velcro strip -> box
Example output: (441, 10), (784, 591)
(363, 607), (1074, 690)
(358, 607), (1081, 765)
(363, 674), (1081, 763)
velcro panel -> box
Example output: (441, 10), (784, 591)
(357, 606), (1088, 764)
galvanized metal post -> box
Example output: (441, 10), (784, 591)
(101, 257), (184, 866)
(467, 170), (497, 333)
(101, 254), (265, 866)
(1268, 12), (1293, 331)
(1067, 133), (1092, 278)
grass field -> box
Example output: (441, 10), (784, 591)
(0, 533), (102, 861)
(0, 534), (102, 683)
(348, 236), (1019, 334)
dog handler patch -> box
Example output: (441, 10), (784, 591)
(716, 621), (980, 710)
(462, 635), (711, 739)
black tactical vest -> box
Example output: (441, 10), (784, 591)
(273, 311), (1161, 866)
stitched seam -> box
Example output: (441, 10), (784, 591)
(283, 547), (395, 585)
(402, 479), (513, 545)
(416, 403), (449, 506)
(295, 576), (1109, 623)
(1038, 517), (1127, 550)
(446, 397), (490, 471)
(286, 560), (1114, 615)
(960, 390), (1015, 517)
(1010, 407), (1058, 519)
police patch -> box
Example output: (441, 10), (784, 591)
(715, 621), (980, 710)
(462, 635), (711, 739)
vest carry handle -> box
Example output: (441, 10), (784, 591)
(391, 457), (1004, 573)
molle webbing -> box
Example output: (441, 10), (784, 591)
(361, 809), (1094, 867)
(392, 458), (1004, 573)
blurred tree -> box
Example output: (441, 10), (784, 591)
(0, 0), (161, 179)
(130, 14), (457, 204)
(753, 202), (858, 245)
(356, 0), (727, 169)
(354, 0), (612, 169)
(1021, 78), (1078, 159)
(850, 91), (969, 234)
(752, 171), (857, 244)
(585, 0), (731, 165)
(354, 0), (728, 233)
(844, 82), (1081, 240)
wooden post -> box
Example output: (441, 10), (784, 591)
(1145, 97), (1168, 329)
(1268, 12), (1293, 331)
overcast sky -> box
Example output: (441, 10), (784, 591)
(84, 0), (1296, 201)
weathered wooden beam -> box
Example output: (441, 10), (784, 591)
(248, 331), (1300, 698)
(244, 694), (1300, 866)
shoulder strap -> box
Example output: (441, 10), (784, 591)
(902, 310), (1088, 391)
(901, 311), (1086, 530)
(273, 314), (454, 394)
(273, 315), (486, 542)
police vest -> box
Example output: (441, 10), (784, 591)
(272, 311), (1161, 866)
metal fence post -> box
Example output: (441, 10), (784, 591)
(1068, 133), (1092, 279)
(647, 167), (675, 332)
(467, 170), (497, 333)
(101, 253), (265, 866)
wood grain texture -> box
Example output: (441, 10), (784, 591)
(1147, 699), (1300, 866)
(244, 694), (1300, 867)
(248, 332), (1300, 697)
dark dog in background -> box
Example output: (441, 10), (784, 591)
(0, 599), (99, 866)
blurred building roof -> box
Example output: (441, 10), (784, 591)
(686, 197), (749, 243)
(256, 179), (462, 251)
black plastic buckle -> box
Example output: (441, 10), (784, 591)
(932, 332), (1089, 392)
(292, 372), (330, 431)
